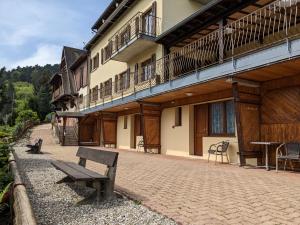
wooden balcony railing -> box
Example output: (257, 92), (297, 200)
(52, 86), (63, 101)
(79, 0), (300, 110)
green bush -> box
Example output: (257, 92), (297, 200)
(0, 144), (12, 192)
(15, 109), (40, 124)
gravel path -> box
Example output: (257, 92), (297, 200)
(13, 141), (177, 225)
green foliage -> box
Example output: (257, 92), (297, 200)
(0, 144), (12, 192)
(15, 109), (40, 124)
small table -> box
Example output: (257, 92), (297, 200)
(250, 142), (281, 171)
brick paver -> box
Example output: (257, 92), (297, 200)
(28, 124), (300, 225)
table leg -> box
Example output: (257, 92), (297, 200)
(265, 145), (269, 171)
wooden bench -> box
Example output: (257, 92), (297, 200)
(51, 147), (118, 202)
(26, 138), (43, 154)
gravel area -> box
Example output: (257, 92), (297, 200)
(13, 140), (177, 225)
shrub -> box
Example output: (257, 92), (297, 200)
(0, 144), (12, 192)
(15, 109), (40, 124)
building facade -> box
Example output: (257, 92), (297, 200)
(51, 0), (300, 167)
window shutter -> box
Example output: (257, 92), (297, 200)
(134, 63), (139, 85)
(135, 16), (140, 36)
(115, 35), (119, 51)
(101, 49), (104, 64)
(127, 67), (131, 88)
(100, 83), (103, 98)
(127, 25), (131, 40)
(95, 53), (99, 68)
(114, 75), (118, 93)
(109, 78), (112, 95)
(151, 54), (156, 78)
(89, 59), (93, 72)
(151, 1), (157, 35)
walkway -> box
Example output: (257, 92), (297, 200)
(30, 124), (300, 225)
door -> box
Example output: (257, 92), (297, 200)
(194, 104), (209, 156)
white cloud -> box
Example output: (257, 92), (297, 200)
(11, 44), (61, 68)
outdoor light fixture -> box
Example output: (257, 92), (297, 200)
(185, 92), (193, 97)
(226, 77), (260, 88)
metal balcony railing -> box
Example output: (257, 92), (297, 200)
(103, 12), (161, 62)
(78, 0), (300, 111)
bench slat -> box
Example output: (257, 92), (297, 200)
(76, 147), (118, 167)
(52, 161), (107, 181)
(52, 161), (89, 180)
(65, 162), (108, 180)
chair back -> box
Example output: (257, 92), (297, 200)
(220, 141), (230, 152)
(285, 142), (300, 157)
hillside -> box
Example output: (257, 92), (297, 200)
(0, 64), (59, 134)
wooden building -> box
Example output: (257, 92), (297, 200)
(50, 0), (300, 168)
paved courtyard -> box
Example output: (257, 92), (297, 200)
(26, 124), (300, 225)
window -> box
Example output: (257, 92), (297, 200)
(124, 116), (128, 129)
(142, 8), (154, 35)
(119, 71), (130, 91)
(209, 100), (235, 136)
(92, 53), (99, 70)
(104, 79), (112, 97)
(92, 86), (98, 101)
(141, 58), (154, 82)
(120, 25), (131, 47)
(175, 107), (182, 127)
(78, 94), (83, 104)
(103, 41), (113, 62)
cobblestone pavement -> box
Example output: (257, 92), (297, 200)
(26, 124), (300, 225)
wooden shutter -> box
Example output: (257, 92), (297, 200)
(95, 53), (99, 68)
(115, 35), (119, 51)
(114, 75), (118, 93)
(127, 67), (131, 89)
(151, 1), (157, 35)
(89, 59), (93, 72)
(100, 83), (103, 98)
(135, 16), (140, 36)
(151, 54), (156, 78)
(134, 63), (139, 84)
(101, 49), (104, 64)
(109, 78), (112, 95)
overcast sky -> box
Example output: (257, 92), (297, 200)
(0, 0), (111, 69)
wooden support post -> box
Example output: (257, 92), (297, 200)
(78, 118), (81, 146)
(232, 82), (246, 166)
(62, 117), (67, 146)
(139, 103), (147, 153)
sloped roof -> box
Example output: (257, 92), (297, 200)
(62, 46), (86, 95)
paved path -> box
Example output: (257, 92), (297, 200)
(29, 124), (300, 225)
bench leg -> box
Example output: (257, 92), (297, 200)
(56, 176), (73, 184)
(93, 181), (102, 204)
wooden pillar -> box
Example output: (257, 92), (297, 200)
(139, 103), (147, 153)
(62, 117), (67, 146)
(78, 118), (81, 146)
(232, 82), (246, 166)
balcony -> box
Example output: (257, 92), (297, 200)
(80, 0), (300, 111)
(104, 12), (161, 62)
(52, 86), (64, 102)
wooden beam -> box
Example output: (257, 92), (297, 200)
(78, 118), (81, 146)
(232, 83), (246, 166)
(161, 89), (233, 109)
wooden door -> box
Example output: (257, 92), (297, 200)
(102, 119), (117, 145)
(134, 114), (141, 147)
(240, 103), (260, 151)
(144, 115), (160, 147)
(194, 104), (208, 156)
